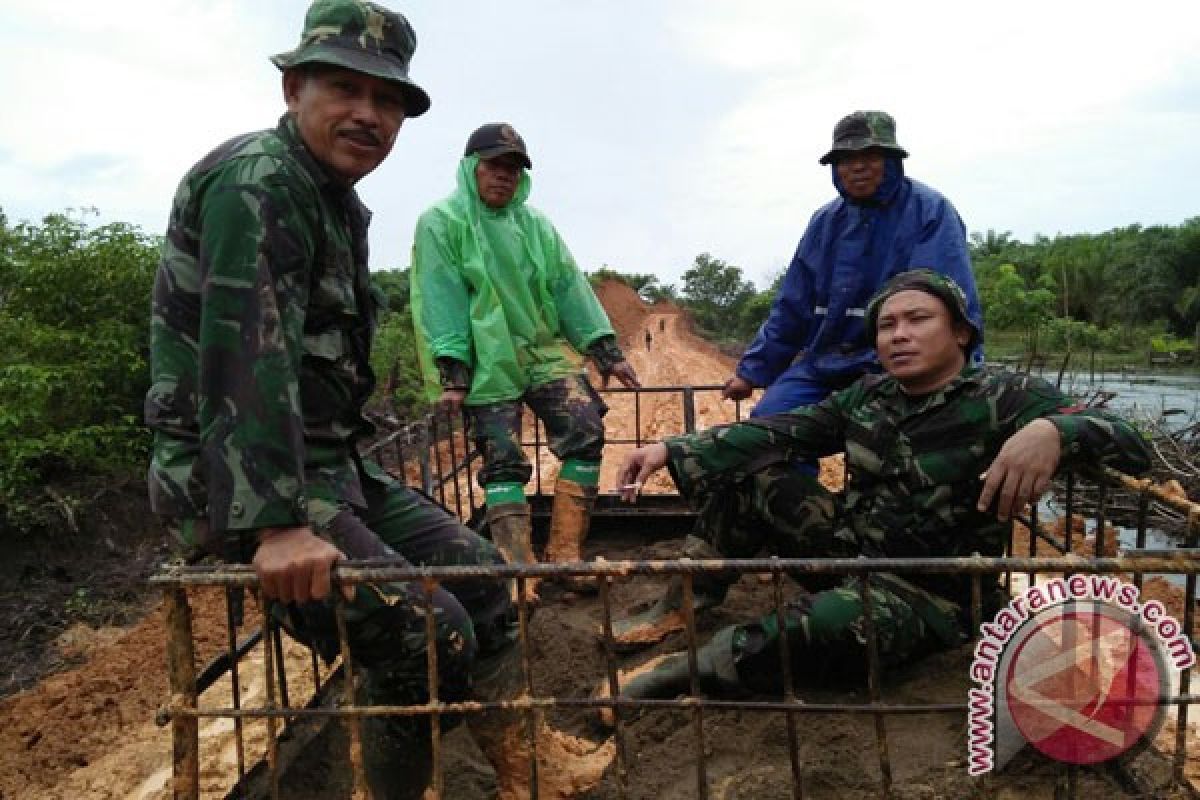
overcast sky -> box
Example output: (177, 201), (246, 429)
(2, 1), (1198, 288)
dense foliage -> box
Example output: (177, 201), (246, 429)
(0, 210), (426, 532)
(367, 267), (428, 421)
(0, 209), (159, 530)
(971, 221), (1200, 358)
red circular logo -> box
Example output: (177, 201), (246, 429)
(1004, 608), (1165, 765)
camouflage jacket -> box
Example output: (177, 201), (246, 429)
(666, 366), (1151, 571)
(145, 115), (381, 533)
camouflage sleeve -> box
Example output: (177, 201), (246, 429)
(997, 373), (1152, 476)
(586, 335), (625, 374)
(435, 357), (472, 389)
(194, 164), (316, 532)
(663, 390), (852, 498)
(1045, 410), (1152, 475)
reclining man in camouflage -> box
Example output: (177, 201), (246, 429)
(144, 2), (610, 796)
(605, 270), (1150, 703)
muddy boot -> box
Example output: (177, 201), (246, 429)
(357, 670), (434, 800)
(470, 650), (615, 799)
(544, 478), (598, 593)
(594, 627), (740, 728)
(361, 714), (433, 800)
(609, 536), (729, 650)
(486, 502), (539, 604)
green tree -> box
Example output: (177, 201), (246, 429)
(0, 209), (159, 530)
(680, 253), (756, 336)
(589, 266), (662, 300)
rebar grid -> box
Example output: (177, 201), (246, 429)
(166, 374), (1200, 799)
(157, 548), (1200, 800)
(359, 384), (741, 527)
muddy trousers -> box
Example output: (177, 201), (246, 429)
(467, 374), (608, 490)
(171, 481), (515, 787)
(702, 574), (965, 694)
(682, 466), (964, 694)
(685, 464), (852, 602)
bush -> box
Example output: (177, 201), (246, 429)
(0, 210), (158, 530)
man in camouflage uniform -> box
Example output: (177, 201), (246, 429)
(720, 111), (983, 464)
(605, 271), (1150, 702)
(411, 123), (640, 596)
(145, 3), (611, 796)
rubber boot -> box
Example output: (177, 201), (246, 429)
(470, 649), (615, 799)
(610, 535), (729, 650)
(544, 478), (598, 593)
(358, 669), (434, 800)
(486, 502), (539, 604)
(594, 626), (740, 728)
(361, 714), (433, 800)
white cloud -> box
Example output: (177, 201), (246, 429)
(1, 1), (1197, 288)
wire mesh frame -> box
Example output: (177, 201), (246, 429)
(156, 503), (1200, 800)
(359, 385), (742, 528)
(167, 383), (1200, 798)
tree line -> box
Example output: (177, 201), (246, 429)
(1, 207), (1197, 532)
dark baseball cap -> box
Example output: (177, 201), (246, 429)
(464, 123), (532, 169)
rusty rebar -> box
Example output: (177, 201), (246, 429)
(258, 594), (280, 800)
(1175, 509), (1199, 782)
(333, 594), (369, 799)
(164, 692), (1200, 722)
(224, 588), (247, 781)
(516, 576), (539, 798)
(597, 574), (630, 799)
(165, 588), (199, 800)
(682, 573), (709, 800)
(859, 579), (892, 795)
(773, 568), (804, 800)
(421, 578), (444, 799)
(151, 554), (1200, 589)
(1134, 491), (1150, 592)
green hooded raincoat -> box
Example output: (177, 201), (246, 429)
(411, 155), (615, 405)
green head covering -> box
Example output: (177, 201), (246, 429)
(819, 110), (908, 165)
(271, 0), (430, 116)
(866, 269), (980, 351)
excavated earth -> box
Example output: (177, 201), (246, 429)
(1, 279), (1198, 799)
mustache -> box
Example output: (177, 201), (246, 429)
(340, 127), (383, 146)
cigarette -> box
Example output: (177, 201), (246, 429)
(620, 483), (642, 492)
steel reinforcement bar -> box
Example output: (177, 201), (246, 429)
(155, 548), (1200, 800)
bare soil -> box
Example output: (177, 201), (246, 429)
(1, 280), (1197, 798)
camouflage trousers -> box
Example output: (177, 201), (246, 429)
(688, 465), (965, 693)
(169, 477), (514, 737)
(467, 374), (608, 487)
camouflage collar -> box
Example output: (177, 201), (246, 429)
(878, 364), (985, 401)
(276, 114), (355, 194)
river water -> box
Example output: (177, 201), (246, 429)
(1021, 369), (1199, 587)
(1035, 369), (1200, 427)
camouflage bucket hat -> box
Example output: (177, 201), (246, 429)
(865, 269), (980, 351)
(819, 110), (908, 165)
(271, 0), (430, 117)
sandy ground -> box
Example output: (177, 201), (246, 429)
(1, 280), (1196, 799)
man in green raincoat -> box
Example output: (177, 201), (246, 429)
(412, 123), (640, 594)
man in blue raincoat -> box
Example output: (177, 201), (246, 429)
(722, 110), (983, 420)
(613, 111), (984, 646)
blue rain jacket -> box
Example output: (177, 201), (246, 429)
(738, 159), (983, 417)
